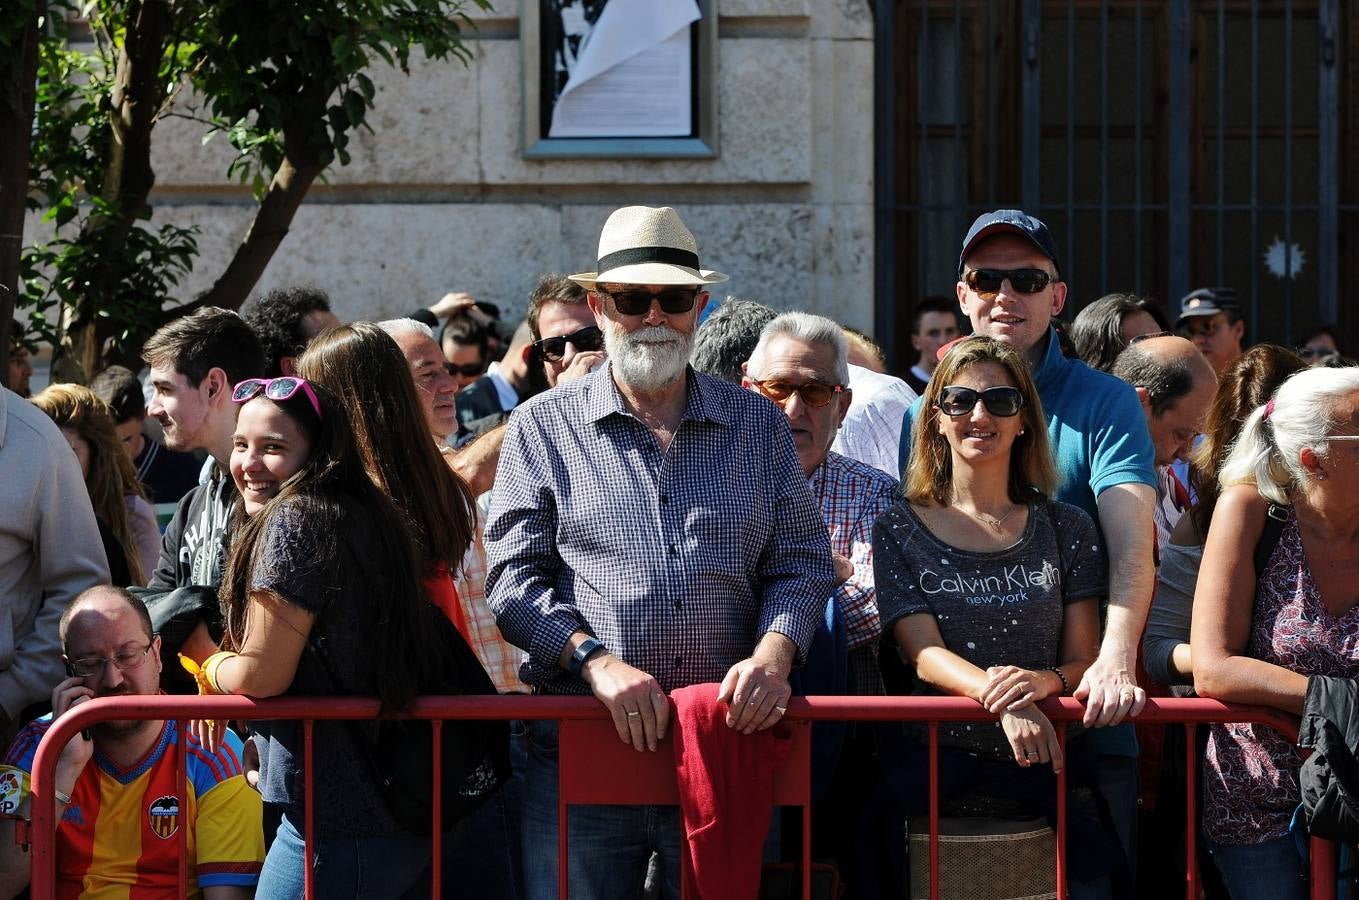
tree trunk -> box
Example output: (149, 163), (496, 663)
(194, 153), (326, 313)
(51, 0), (173, 384)
(0, 5), (42, 392)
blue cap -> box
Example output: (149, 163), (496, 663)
(957, 209), (1061, 277)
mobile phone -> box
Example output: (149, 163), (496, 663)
(63, 664), (92, 741)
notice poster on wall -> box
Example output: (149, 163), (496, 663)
(525, 0), (717, 158)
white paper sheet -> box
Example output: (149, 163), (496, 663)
(548, 0), (701, 139)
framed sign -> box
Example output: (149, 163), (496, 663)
(521, 0), (719, 158)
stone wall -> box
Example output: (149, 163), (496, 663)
(46, 1), (876, 331)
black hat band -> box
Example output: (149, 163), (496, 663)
(597, 246), (700, 273)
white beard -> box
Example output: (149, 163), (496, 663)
(603, 322), (694, 392)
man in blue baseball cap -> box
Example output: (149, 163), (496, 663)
(900, 209), (1158, 894)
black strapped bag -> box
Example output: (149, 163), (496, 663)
(311, 603), (511, 835)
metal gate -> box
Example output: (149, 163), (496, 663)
(873, 0), (1353, 368)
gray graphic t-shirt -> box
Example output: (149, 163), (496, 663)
(873, 499), (1107, 758)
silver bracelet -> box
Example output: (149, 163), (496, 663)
(53, 787), (72, 806)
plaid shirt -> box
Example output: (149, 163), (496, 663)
(485, 365), (834, 695)
(809, 451), (900, 649)
(441, 448), (527, 694)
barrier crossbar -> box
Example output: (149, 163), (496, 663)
(22, 694), (1336, 900)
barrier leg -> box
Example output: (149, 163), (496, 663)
(928, 721), (939, 900)
(304, 719), (315, 900)
(1311, 837), (1336, 900)
(431, 721), (443, 900)
(1056, 728), (1067, 900)
(1185, 724), (1198, 900)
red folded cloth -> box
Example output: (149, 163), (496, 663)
(672, 683), (792, 900)
(421, 560), (470, 644)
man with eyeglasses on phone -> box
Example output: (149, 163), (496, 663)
(1176, 286), (1245, 376)
(897, 209), (1157, 896)
(487, 205), (833, 899)
(0, 586), (263, 898)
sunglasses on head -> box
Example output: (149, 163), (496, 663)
(231, 377), (324, 420)
(962, 268), (1054, 298)
(446, 361), (485, 377)
(533, 325), (605, 363)
(937, 385), (1025, 417)
(598, 286), (699, 317)
(751, 379), (845, 409)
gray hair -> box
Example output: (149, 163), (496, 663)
(376, 317), (436, 342)
(690, 298), (777, 384)
(1219, 366), (1359, 504)
(747, 312), (850, 386)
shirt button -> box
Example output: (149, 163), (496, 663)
(673, 599), (682, 610)
(668, 544), (677, 556)
(659, 494), (669, 505)
(674, 656), (683, 668)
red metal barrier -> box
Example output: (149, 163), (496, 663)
(23, 694), (1337, 900)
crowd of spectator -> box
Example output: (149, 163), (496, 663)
(0, 203), (1355, 899)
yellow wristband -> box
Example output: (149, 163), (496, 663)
(177, 653), (214, 696)
(201, 651), (238, 694)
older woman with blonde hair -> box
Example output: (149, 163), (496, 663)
(873, 336), (1120, 886)
(31, 383), (158, 585)
(1192, 365), (1359, 899)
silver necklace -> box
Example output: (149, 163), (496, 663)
(958, 502), (1019, 530)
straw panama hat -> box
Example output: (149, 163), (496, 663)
(569, 206), (729, 289)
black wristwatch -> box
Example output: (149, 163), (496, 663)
(569, 637), (607, 677)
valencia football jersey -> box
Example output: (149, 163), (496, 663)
(1, 717), (263, 899)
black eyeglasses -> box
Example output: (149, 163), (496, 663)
(962, 268), (1054, 298)
(67, 642), (154, 678)
(751, 379), (845, 409)
(598, 286), (699, 317)
(446, 361), (485, 377)
(937, 385), (1025, 417)
(533, 325), (605, 362)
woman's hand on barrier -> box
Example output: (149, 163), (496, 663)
(581, 653), (669, 753)
(1000, 706), (1064, 773)
(979, 665), (1047, 713)
(191, 718), (226, 754)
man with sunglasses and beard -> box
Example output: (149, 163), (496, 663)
(897, 210), (1157, 897)
(487, 206), (834, 900)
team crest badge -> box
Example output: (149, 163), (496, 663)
(0, 769), (22, 817)
(148, 795), (179, 839)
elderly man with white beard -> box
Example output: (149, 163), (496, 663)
(486, 206), (835, 899)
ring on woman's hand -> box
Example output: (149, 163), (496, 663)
(774, 705), (787, 714)
(626, 710), (641, 717)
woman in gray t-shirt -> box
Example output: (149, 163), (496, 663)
(874, 336), (1106, 770)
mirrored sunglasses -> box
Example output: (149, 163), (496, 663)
(231, 377), (324, 420)
(599, 287), (699, 317)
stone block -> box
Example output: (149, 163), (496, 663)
(720, 0), (810, 18)
(160, 202), (566, 322)
(810, 37), (873, 205)
(480, 38), (811, 185)
(808, 202), (874, 330)
(811, 0), (872, 40)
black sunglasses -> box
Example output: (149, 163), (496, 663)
(962, 268), (1054, 298)
(446, 361), (485, 377)
(598, 286), (699, 317)
(937, 385), (1025, 418)
(533, 325), (605, 362)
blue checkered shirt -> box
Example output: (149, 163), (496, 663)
(485, 365), (835, 695)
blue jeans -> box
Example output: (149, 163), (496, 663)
(255, 812), (433, 900)
(1204, 834), (1308, 900)
(521, 719), (683, 900)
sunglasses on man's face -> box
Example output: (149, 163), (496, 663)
(936, 385), (1025, 418)
(533, 325), (605, 363)
(598, 286), (699, 317)
(446, 362), (485, 377)
(751, 379), (845, 409)
(231, 377), (324, 420)
(1178, 317), (1222, 340)
(962, 268), (1054, 298)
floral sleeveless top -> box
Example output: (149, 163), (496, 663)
(1203, 509), (1359, 844)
